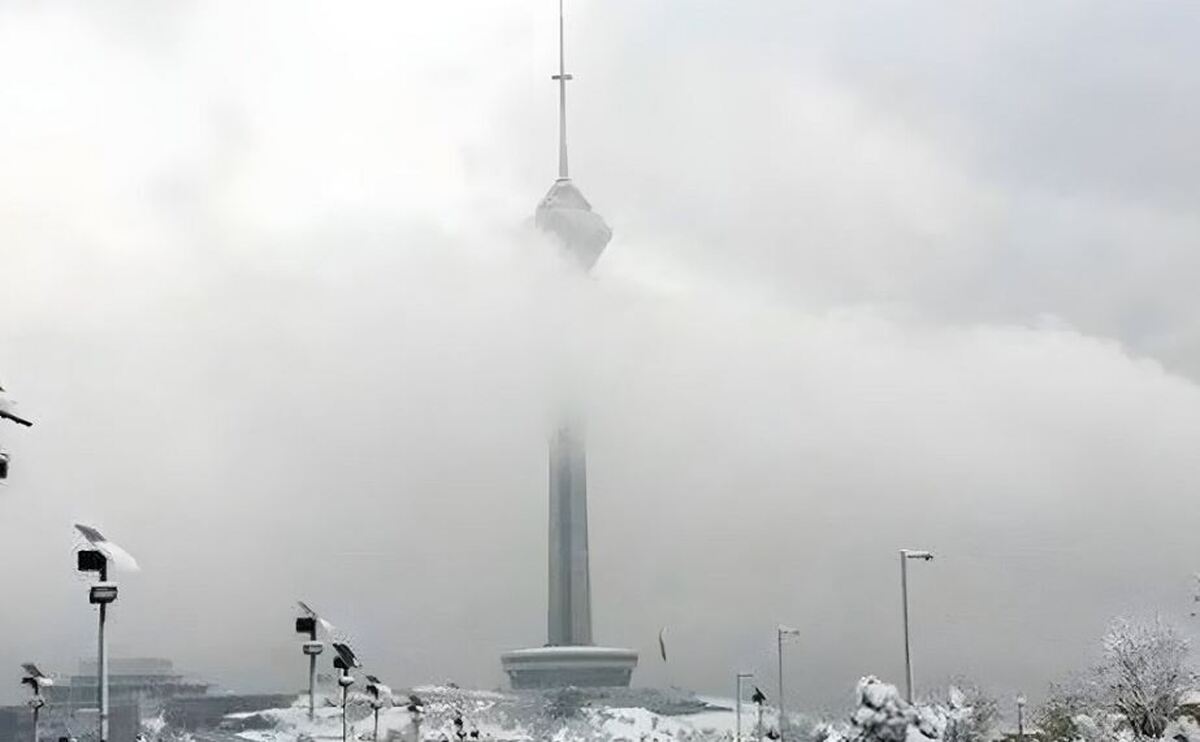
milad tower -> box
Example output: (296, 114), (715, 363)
(500, 0), (638, 689)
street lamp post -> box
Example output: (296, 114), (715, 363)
(332, 643), (361, 742)
(407, 694), (425, 742)
(1016, 694), (1026, 742)
(777, 626), (800, 742)
(751, 687), (767, 742)
(27, 691), (43, 742)
(336, 663), (354, 742)
(79, 552), (115, 742)
(899, 549), (934, 704)
(74, 525), (139, 742)
(366, 676), (390, 742)
(736, 672), (754, 742)
(20, 665), (52, 742)
(295, 613), (324, 721)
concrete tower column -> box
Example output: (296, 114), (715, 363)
(547, 425), (592, 646)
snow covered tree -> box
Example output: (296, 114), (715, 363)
(1039, 618), (1194, 742)
(1098, 618), (1192, 739)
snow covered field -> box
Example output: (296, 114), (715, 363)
(159, 668), (1200, 742)
(200, 685), (785, 742)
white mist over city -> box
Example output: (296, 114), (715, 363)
(3, 2), (1200, 742)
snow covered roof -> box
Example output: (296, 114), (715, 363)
(535, 178), (612, 272)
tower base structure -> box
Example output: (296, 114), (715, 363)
(501, 646), (638, 690)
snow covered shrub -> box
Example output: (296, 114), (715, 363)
(1038, 680), (1100, 742)
(1071, 709), (1129, 742)
(841, 676), (946, 742)
(942, 682), (998, 742)
(1161, 716), (1200, 742)
(544, 687), (588, 719)
(813, 722), (849, 742)
(834, 676), (997, 742)
(850, 676), (915, 742)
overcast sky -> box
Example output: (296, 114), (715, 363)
(3, 0), (1200, 714)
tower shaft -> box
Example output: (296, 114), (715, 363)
(547, 425), (592, 645)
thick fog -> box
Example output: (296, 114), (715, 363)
(3, 0), (1200, 713)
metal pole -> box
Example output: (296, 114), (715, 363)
(98, 563), (109, 742)
(1017, 696), (1026, 742)
(736, 673), (752, 742)
(308, 652), (317, 721)
(757, 698), (764, 742)
(736, 675), (742, 742)
(31, 692), (40, 742)
(777, 629), (785, 742)
(341, 672), (348, 742)
(900, 551), (913, 704)
(374, 705), (380, 742)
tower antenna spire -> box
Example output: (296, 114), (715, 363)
(552, 0), (573, 180)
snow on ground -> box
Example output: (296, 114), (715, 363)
(206, 686), (792, 742)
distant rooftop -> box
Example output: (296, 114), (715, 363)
(78, 657), (176, 677)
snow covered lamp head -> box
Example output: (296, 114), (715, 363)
(20, 664), (53, 692)
(332, 642), (360, 675)
(0, 383), (33, 481)
(0, 385), (33, 428)
(365, 675), (391, 706)
(75, 525), (140, 575)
